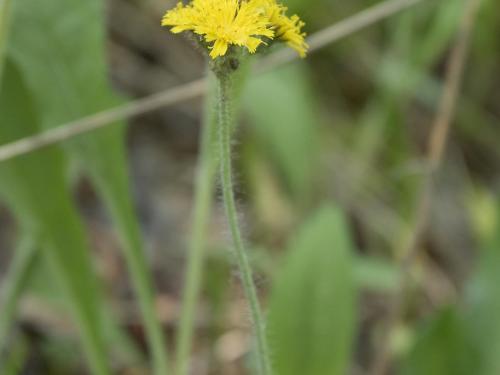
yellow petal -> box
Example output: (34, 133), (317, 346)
(210, 39), (229, 59)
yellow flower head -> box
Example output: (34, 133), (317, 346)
(253, 0), (308, 57)
(162, 0), (308, 59)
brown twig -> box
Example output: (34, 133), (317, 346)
(0, 0), (428, 163)
(369, 0), (483, 374)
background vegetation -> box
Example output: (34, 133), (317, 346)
(0, 0), (499, 374)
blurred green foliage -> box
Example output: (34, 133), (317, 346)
(244, 64), (320, 205)
(1, 0), (500, 374)
(400, 307), (476, 375)
(1, 0), (167, 372)
(0, 59), (109, 374)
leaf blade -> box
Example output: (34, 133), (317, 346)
(6, 0), (169, 372)
(268, 205), (357, 375)
(0, 60), (110, 375)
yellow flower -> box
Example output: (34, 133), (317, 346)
(162, 0), (274, 59)
(161, 0), (308, 59)
(273, 14), (308, 57)
(254, 0), (308, 57)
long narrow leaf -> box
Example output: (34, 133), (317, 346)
(7, 0), (169, 372)
(0, 60), (110, 375)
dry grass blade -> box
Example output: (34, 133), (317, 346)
(370, 0), (483, 373)
(0, 0), (429, 163)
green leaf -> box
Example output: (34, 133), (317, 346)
(400, 308), (477, 375)
(267, 205), (357, 375)
(0, 60), (110, 375)
(244, 64), (320, 204)
(464, 248), (500, 375)
(6, 0), (168, 372)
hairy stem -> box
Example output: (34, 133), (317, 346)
(175, 62), (251, 374)
(216, 72), (272, 375)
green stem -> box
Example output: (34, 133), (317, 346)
(175, 62), (251, 374)
(121, 217), (169, 375)
(175, 72), (219, 375)
(216, 72), (272, 375)
(101, 183), (169, 375)
(43, 239), (110, 375)
(0, 231), (38, 353)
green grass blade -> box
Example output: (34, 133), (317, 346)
(92, 163), (170, 374)
(0, 230), (38, 353)
(174, 71), (220, 375)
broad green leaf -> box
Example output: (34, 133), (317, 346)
(267, 205), (357, 375)
(0, 60), (109, 375)
(400, 308), (477, 375)
(7, 0), (168, 372)
(244, 64), (320, 204)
